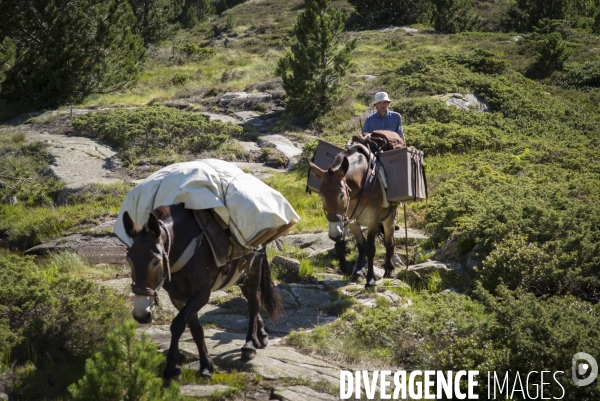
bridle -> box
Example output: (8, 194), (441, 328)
(130, 220), (173, 302)
(325, 156), (379, 228)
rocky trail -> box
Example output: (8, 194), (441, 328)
(7, 101), (467, 400)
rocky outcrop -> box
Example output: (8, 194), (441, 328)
(25, 232), (127, 265)
(434, 93), (491, 113)
(25, 131), (128, 203)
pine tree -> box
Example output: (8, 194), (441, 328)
(68, 320), (183, 401)
(276, 0), (356, 120)
(0, 0), (146, 109)
(0, 37), (15, 92)
(128, 0), (184, 45)
(431, 0), (480, 33)
(180, 0), (215, 29)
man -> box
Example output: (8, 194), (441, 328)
(362, 92), (404, 140)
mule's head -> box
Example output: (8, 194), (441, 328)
(122, 209), (170, 324)
(309, 157), (350, 241)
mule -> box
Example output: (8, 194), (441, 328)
(309, 144), (399, 289)
(121, 203), (283, 380)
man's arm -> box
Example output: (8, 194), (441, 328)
(396, 113), (405, 139)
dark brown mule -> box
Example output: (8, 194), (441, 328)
(122, 203), (283, 381)
(309, 144), (400, 289)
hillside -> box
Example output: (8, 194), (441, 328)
(1, 0), (600, 399)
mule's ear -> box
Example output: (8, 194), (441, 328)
(123, 211), (140, 239)
(338, 157), (350, 177)
(147, 212), (162, 239)
(308, 160), (326, 180)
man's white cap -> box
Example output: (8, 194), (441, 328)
(373, 91), (392, 105)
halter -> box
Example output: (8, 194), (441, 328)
(326, 157), (378, 227)
(130, 217), (205, 301)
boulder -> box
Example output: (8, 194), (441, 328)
(257, 135), (302, 159)
(234, 111), (264, 127)
(407, 260), (463, 278)
(276, 232), (335, 257)
(25, 131), (126, 204)
(25, 233), (127, 265)
(434, 93), (490, 113)
(271, 256), (301, 283)
(218, 92), (272, 109)
(200, 112), (240, 125)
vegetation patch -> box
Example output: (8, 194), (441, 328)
(0, 131), (64, 206)
(72, 106), (242, 166)
(0, 254), (129, 400)
(0, 182), (132, 249)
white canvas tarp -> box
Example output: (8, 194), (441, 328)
(114, 159), (299, 249)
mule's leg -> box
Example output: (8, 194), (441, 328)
(188, 314), (214, 379)
(382, 206), (399, 278)
(165, 292), (210, 380)
(239, 254), (262, 361)
(364, 221), (379, 289)
(348, 222), (367, 282)
(256, 313), (268, 348)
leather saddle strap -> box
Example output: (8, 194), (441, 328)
(170, 231), (204, 273)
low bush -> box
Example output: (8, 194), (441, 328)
(560, 60), (600, 88)
(286, 286), (600, 398)
(0, 131), (64, 206)
(0, 254), (128, 399)
(72, 106), (242, 166)
(535, 32), (571, 68)
(0, 182), (131, 249)
(69, 320), (182, 401)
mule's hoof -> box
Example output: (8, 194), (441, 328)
(259, 336), (269, 348)
(197, 368), (212, 381)
(164, 367), (182, 382)
(365, 280), (377, 291)
(241, 345), (257, 362)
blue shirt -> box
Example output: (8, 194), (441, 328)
(362, 110), (404, 139)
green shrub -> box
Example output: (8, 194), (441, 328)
(69, 320), (183, 401)
(72, 106), (242, 166)
(0, 254), (128, 399)
(0, 131), (64, 206)
(535, 32), (571, 68)
(560, 61), (600, 88)
(170, 71), (190, 85)
(431, 0), (480, 33)
(448, 49), (509, 74)
(0, 182), (131, 249)
(286, 287), (600, 398)
(348, 0), (431, 27)
(173, 42), (216, 61)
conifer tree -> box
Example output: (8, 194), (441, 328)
(68, 320), (183, 401)
(180, 0), (215, 28)
(431, 0), (480, 33)
(0, 0), (146, 109)
(0, 37), (15, 92)
(128, 0), (184, 45)
(276, 0), (356, 119)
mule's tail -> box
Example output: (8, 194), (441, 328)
(259, 253), (284, 321)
